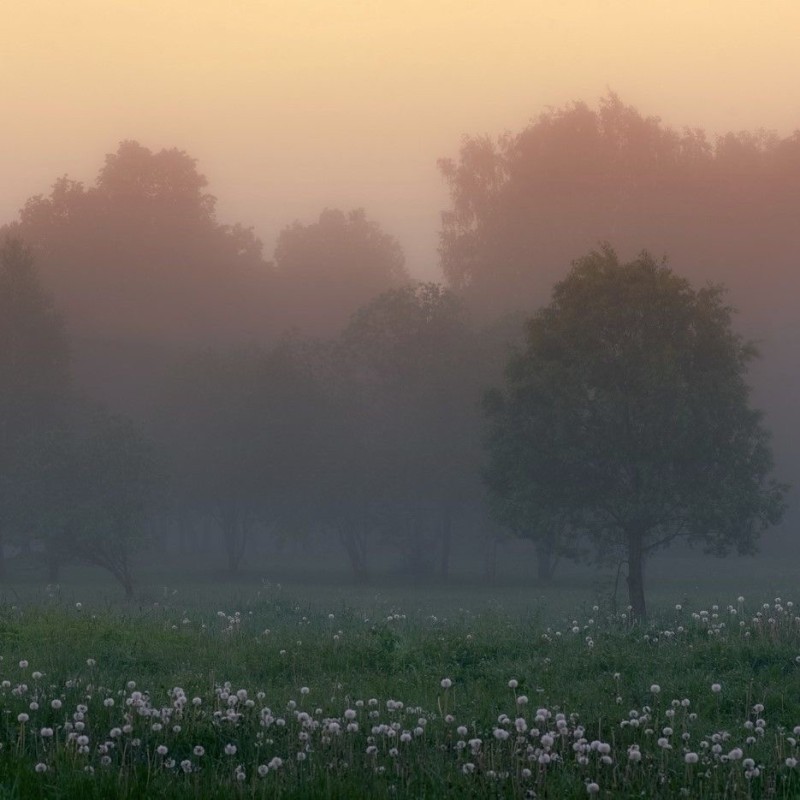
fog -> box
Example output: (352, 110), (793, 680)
(2, 1), (800, 604)
(4, 1), (800, 281)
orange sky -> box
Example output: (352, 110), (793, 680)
(2, 0), (799, 280)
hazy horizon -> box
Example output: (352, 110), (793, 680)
(4, 0), (800, 280)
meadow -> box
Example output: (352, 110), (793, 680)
(1, 548), (800, 799)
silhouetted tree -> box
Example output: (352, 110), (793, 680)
(5, 141), (272, 412)
(484, 247), (785, 620)
(438, 94), (800, 317)
(442, 93), (800, 543)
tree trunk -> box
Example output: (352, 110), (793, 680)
(225, 527), (240, 574)
(439, 505), (452, 581)
(223, 514), (247, 575)
(484, 533), (498, 584)
(535, 538), (557, 585)
(626, 530), (647, 623)
(340, 527), (369, 583)
(407, 514), (426, 579)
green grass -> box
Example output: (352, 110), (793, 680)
(1, 561), (800, 798)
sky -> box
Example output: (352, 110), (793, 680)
(2, 0), (799, 281)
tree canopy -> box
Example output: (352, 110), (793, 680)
(484, 246), (786, 620)
(275, 208), (408, 334)
(439, 94), (800, 319)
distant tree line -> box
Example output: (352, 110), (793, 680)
(0, 94), (793, 613)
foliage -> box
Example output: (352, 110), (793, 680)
(338, 284), (483, 577)
(484, 246), (785, 620)
(3, 142), (271, 413)
(438, 93), (800, 317)
(275, 207), (409, 334)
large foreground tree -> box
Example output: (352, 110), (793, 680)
(484, 247), (786, 620)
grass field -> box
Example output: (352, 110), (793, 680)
(1, 549), (800, 798)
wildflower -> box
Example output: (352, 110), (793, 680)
(685, 752), (699, 764)
(18, 713), (29, 724)
(268, 757), (283, 770)
(257, 764), (269, 777)
(180, 759), (192, 773)
(193, 746), (205, 757)
(650, 684), (661, 694)
(19, 660), (29, 669)
(51, 699), (62, 710)
(440, 678), (452, 689)
(156, 745), (168, 756)
(711, 684), (722, 693)
(300, 687), (310, 695)
(508, 679), (518, 689)
(224, 744), (237, 756)
(786, 757), (798, 768)
(587, 783), (600, 795)
(34, 763), (47, 773)
(517, 695), (529, 706)
(40, 727), (54, 738)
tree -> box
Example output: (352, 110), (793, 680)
(56, 406), (160, 597)
(155, 343), (328, 574)
(0, 238), (70, 577)
(438, 94), (800, 318)
(339, 283), (481, 579)
(275, 208), (408, 335)
(4, 141), (272, 413)
(484, 247), (785, 620)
